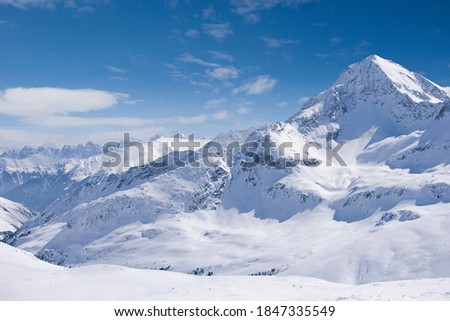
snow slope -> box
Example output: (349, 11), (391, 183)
(289, 55), (448, 140)
(0, 197), (34, 241)
(1, 243), (449, 301)
(12, 200), (450, 285)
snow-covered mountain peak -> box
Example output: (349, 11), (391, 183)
(335, 54), (448, 104)
(288, 55), (449, 140)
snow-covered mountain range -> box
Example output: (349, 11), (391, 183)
(1, 55), (450, 286)
(0, 142), (103, 211)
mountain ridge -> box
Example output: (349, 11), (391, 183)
(288, 54), (449, 142)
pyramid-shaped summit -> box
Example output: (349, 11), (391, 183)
(335, 54), (448, 104)
(289, 54), (450, 140)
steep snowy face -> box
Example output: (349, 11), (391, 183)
(220, 55), (450, 219)
(0, 197), (34, 240)
(289, 55), (449, 140)
(337, 55), (447, 104)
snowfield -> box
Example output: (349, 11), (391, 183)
(1, 243), (450, 301)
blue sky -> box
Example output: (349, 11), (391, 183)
(0, 0), (449, 146)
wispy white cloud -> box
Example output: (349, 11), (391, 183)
(282, 52), (293, 62)
(0, 87), (126, 117)
(160, 112), (234, 125)
(329, 36), (342, 45)
(110, 76), (129, 81)
(164, 0), (178, 9)
(0, 19), (17, 28)
(166, 65), (190, 82)
(27, 115), (158, 128)
(172, 114), (208, 125)
(184, 29), (200, 38)
(129, 54), (147, 61)
(202, 5), (215, 19)
(231, 0), (272, 15)
(209, 50), (234, 62)
(177, 53), (219, 67)
(0, 0), (56, 9)
(0, 128), (66, 147)
(105, 65), (128, 74)
(0, 86), (231, 130)
(230, 0), (310, 22)
(172, 54), (239, 89)
(189, 80), (212, 88)
(298, 96), (310, 105)
(314, 53), (331, 58)
(243, 13), (260, 24)
(261, 36), (299, 48)
(206, 66), (240, 80)
(0, 0), (105, 11)
(74, 5), (94, 14)
(202, 22), (233, 39)
(32, 113), (227, 128)
(212, 110), (230, 120)
(24, 112), (230, 128)
(237, 106), (251, 115)
(276, 101), (289, 108)
(351, 40), (371, 56)
(123, 98), (144, 105)
(0, 87), (151, 130)
(204, 98), (228, 109)
(334, 39), (371, 58)
(234, 99), (254, 108)
(233, 75), (277, 95)
(166, 64), (214, 88)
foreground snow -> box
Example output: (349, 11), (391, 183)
(1, 243), (449, 301)
(12, 202), (450, 285)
